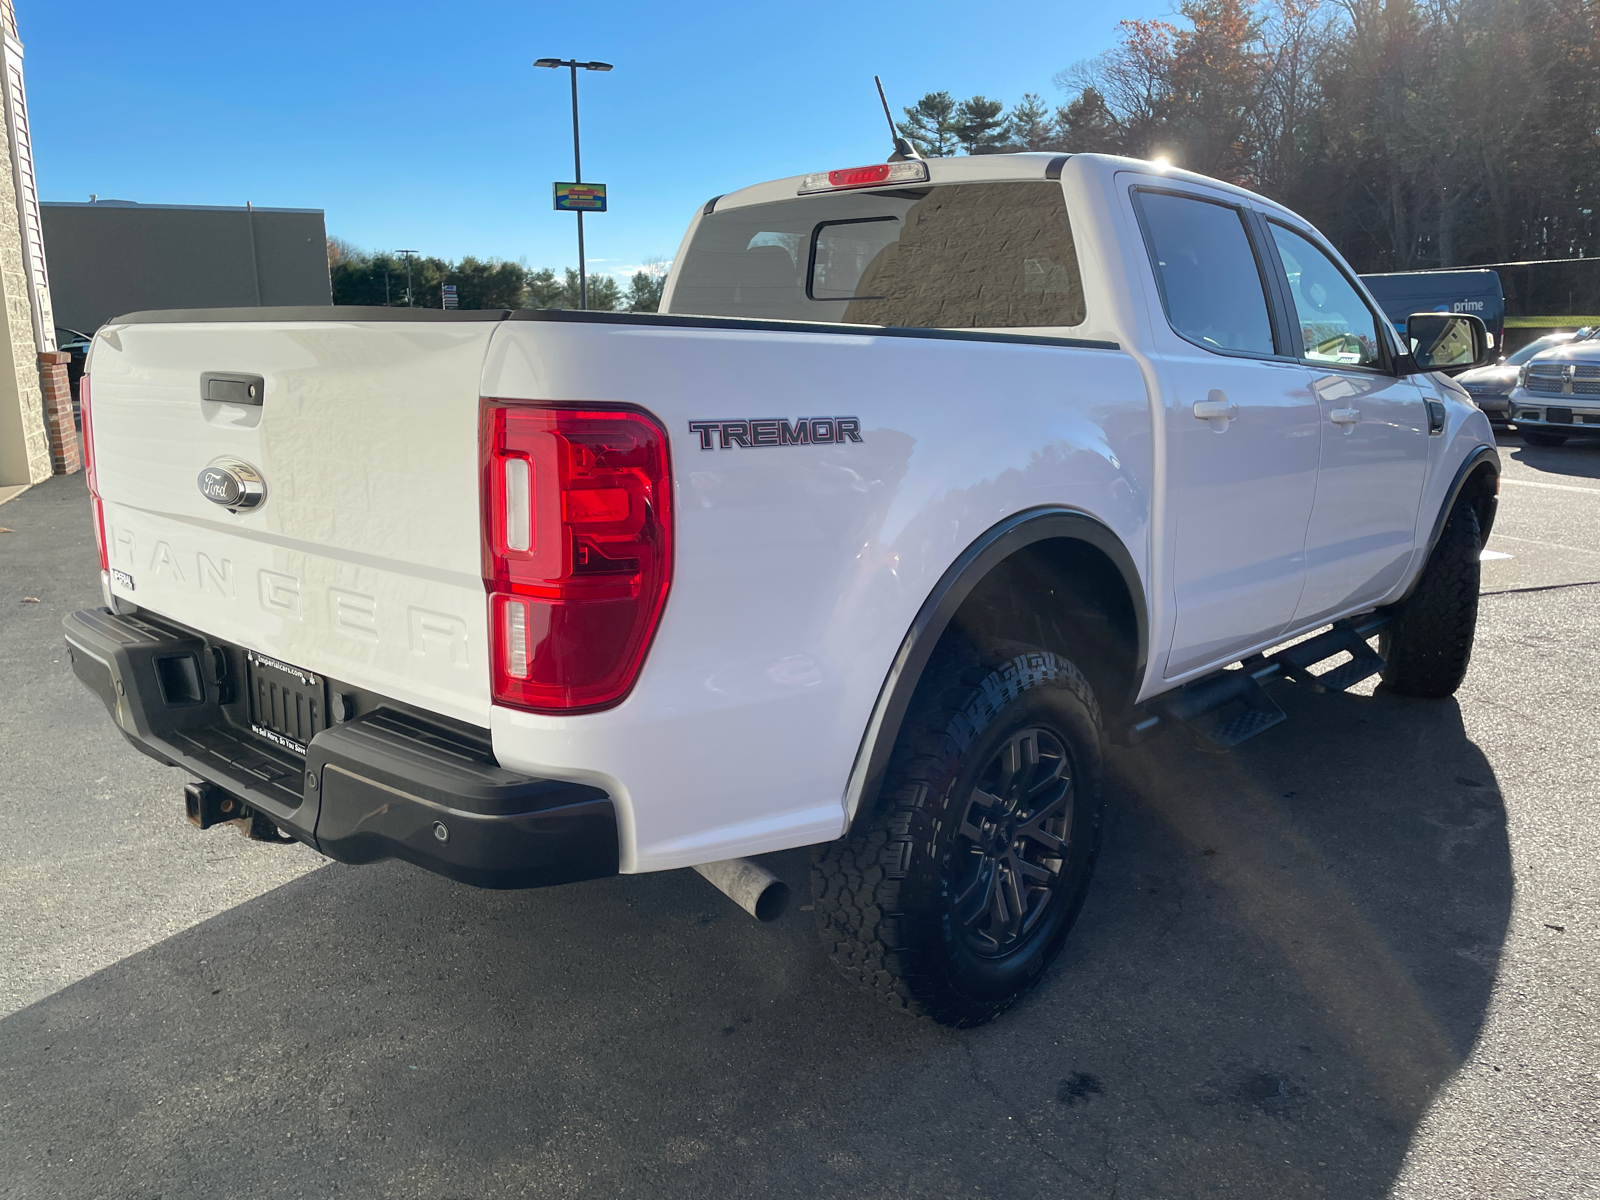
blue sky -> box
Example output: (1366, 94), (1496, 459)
(23, 0), (1170, 282)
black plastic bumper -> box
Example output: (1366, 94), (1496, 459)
(62, 607), (618, 889)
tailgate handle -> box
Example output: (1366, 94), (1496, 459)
(201, 372), (264, 406)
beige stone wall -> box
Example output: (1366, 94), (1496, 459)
(0, 0), (46, 486)
(0, 109), (47, 485)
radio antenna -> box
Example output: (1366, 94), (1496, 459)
(875, 76), (897, 140)
(875, 76), (923, 162)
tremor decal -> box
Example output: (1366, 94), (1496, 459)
(687, 417), (862, 450)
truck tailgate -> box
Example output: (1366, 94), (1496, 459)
(89, 316), (498, 726)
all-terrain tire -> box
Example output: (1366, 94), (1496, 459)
(1379, 498), (1482, 698)
(811, 644), (1104, 1027)
(1518, 429), (1568, 447)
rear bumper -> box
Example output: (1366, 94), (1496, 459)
(62, 607), (618, 889)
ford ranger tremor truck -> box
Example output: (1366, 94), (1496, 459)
(65, 151), (1499, 1026)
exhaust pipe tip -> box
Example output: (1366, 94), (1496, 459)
(693, 858), (790, 922)
(749, 878), (789, 923)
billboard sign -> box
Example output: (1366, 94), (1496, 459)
(554, 183), (607, 212)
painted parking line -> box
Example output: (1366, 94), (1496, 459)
(1491, 533), (1600, 557)
(1500, 477), (1600, 495)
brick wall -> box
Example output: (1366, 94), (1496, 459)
(39, 349), (76, 473)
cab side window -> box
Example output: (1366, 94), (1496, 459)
(1134, 190), (1277, 357)
(1268, 223), (1385, 369)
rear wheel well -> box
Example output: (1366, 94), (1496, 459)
(844, 515), (1145, 834)
(929, 537), (1140, 723)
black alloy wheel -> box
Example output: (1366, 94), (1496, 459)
(947, 727), (1075, 959)
(812, 643), (1104, 1026)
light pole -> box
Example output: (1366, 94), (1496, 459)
(395, 249), (418, 307)
(534, 57), (612, 310)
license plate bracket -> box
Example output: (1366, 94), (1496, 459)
(245, 651), (328, 755)
(1547, 407), (1574, 424)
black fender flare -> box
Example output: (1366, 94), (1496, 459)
(1393, 444), (1500, 606)
(841, 506), (1148, 825)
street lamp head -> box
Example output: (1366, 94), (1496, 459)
(533, 57), (611, 71)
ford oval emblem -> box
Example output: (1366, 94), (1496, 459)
(197, 457), (266, 511)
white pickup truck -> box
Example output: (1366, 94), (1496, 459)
(65, 151), (1498, 1026)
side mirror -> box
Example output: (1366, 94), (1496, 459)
(1404, 312), (1490, 374)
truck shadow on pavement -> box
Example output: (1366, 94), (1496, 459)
(0, 683), (1509, 1200)
(1503, 438), (1600, 478)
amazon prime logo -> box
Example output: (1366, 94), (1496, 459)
(197, 458), (267, 511)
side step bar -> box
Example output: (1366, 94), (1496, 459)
(1155, 667), (1288, 751)
(1122, 613), (1392, 752)
(1260, 612), (1389, 694)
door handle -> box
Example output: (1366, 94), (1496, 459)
(1330, 407), (1360, 429)
(1193, 392), (1238, 431)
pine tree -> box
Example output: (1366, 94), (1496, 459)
(624, 259), (669, 313)
(562, 268), (620, 311)
(955, 96), (1008, 154)
(897, 91), (960, 157)
(1004, 93), (1058, 151)
(450, 257), (527, 309)
(525, 268), (563, 308)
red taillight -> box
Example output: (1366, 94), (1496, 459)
(80, 374), (96, 493)
(481, 400), (673, 713)
(81, 375), (108, 571)
(90, 494), (108, 571)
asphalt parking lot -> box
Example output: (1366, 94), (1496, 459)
(1, 436), (1596, 1199)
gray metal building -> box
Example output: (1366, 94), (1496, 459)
(41, 200), (331, 333)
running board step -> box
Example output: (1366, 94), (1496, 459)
(1141, 613), (1392, 752)
(1257, 615), (1388, 694)
(1155, 670), (1287, 751)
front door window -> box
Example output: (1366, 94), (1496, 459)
(1268, 223), (1385, 369)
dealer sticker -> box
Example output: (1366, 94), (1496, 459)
(251, 723), (308, 756)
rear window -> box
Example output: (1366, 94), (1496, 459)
(667, 181), (1086, 329)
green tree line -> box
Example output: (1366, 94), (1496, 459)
(897, 0), (1600, 272)
(327, 241), (669, 312)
